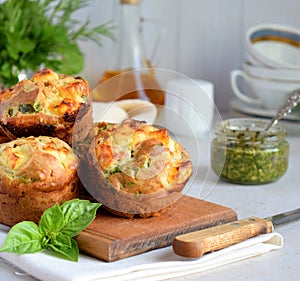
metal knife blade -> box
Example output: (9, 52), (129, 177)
(173, 208), (300, 258)
(265, 208), (300, 226)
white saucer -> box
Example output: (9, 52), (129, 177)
(229, 99), (300, 122)
(92, 99), (157, 124)
(229, 99), (300, 136)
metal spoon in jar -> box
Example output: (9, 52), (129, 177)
(265, 89), (300, 131)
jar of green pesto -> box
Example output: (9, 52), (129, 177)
(211, 118), (289, 184)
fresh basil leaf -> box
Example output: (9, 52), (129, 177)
(0, 199), (100, 262)
(0, 221), (43, 254)
(47, 237), (79, 262)
(39, 203), (65, 236)
(59, 199), (101, 237)
(51, 234), (72, 250)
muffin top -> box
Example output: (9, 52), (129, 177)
(0, 68), (90, 120)
(0, 68), (90, 127)
(92, 119), (192, 195)
(0, 136), (78, 197)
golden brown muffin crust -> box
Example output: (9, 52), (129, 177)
(0, 136), (79, 226)
(0, 136), (78, 196)
(80, 119), (193, 217)
(94, 119), (192, 194)
(0, 68), (90, 143)
(0, 126), (10, 144)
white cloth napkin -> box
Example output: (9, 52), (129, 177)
(0, 225), (283, 281)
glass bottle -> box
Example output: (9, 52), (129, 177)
(94, 0), (164, 105)
(211, 118), (289, 184)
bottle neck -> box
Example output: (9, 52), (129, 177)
(119, 4), (140, 45)
(111, 3), (145, 70)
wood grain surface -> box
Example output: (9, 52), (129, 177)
(173, 217), (274, 258)
(76, 195), (237, 262)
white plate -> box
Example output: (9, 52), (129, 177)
(229, 99), (300, 122)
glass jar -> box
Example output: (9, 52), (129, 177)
(211, 118), (289, 184)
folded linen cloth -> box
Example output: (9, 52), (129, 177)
(0, 225), (283, 281)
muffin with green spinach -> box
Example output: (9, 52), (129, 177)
(0, 68), (90, 145)
(0, 136), (79, 226)
(79, 119), (193, 218)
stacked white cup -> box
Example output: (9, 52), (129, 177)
(231, 23), (300, 110)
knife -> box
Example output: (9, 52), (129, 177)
(173, 208), (300, 258)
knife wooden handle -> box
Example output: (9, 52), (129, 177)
(172, 217), (274, 258)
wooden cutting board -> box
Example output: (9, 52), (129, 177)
(76, 195), (237, 262)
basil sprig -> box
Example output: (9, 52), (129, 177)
(0, 199), (101, 262)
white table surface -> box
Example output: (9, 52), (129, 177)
(1, 126), (299, 281)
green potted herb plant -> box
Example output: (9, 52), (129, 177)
(0, 0), (114, 88)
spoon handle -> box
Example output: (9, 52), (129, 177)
(265, 89), (300, 131)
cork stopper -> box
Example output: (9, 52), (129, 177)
(121, 0), (139, 4)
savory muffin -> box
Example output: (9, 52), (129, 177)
(0, 136), (79, 226)
(0, 126), (10, 144)
(79, 119), (193, 218)
(0, 68), (91, 145)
